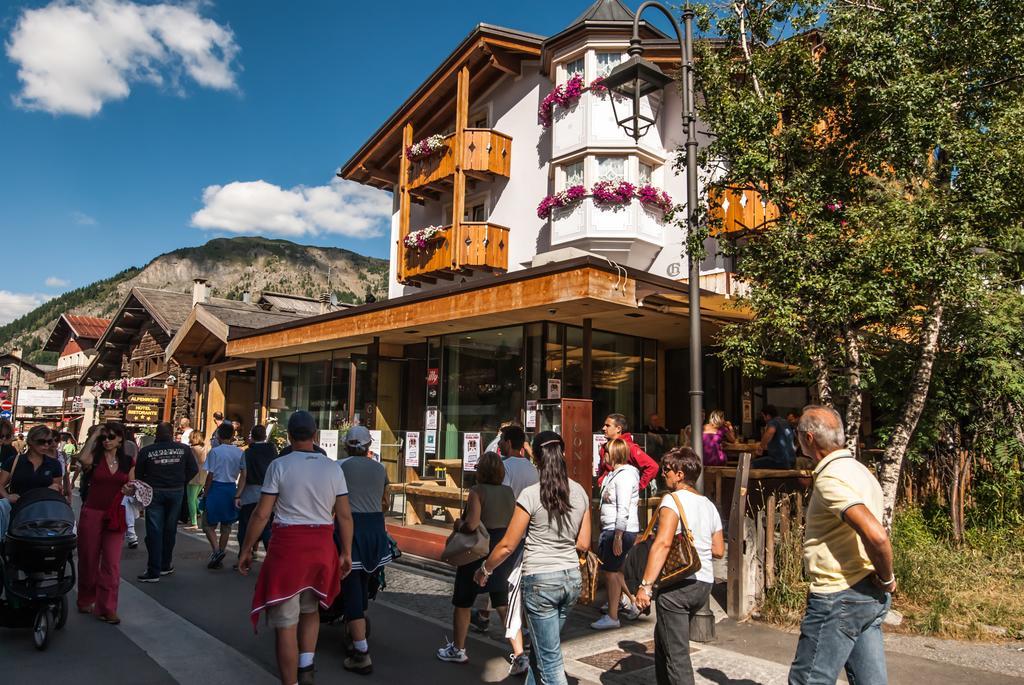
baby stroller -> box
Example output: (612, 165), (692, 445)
(0, 488), (77, 650)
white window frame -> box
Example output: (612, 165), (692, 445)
(561, 160), (585, 190)
(594, 155), (626, 182)
(595, 51), (623, 78)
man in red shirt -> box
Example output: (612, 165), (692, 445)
(597, 413), (659, 490)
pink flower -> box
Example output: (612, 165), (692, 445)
(537, 184), (587, 218)
(636, 184), (673, 213)
(592, 179), (636, 206)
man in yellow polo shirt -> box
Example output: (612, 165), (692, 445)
(789, 406), (895, 685)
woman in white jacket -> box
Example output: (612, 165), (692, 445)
(591, 438), (641, 630)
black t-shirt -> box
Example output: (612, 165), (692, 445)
(1, 454), (63, 495)
(136, 440), (199, 489)
(244, 442), (279, 487)
(0, 444), (17, 462)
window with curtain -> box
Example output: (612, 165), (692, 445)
(596, 156), (626, 181)
(639, 162), (654, 185)
(596, 52), (623, 78)
(564, 57), (584, 79)
(563, 161), (584, 188)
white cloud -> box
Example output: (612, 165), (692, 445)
(45, 276), (70, 288)
(6, 0), (240, 117)
(0, 291), (51, 325)
(191, 179), (392, 239)
(71, 210), (97, 225)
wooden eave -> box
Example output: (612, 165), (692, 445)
(225, 258), (745, 359)
(164, 307), (230, 367)
(338, 24), (543, 190)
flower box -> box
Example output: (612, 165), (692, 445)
(403, 225), (448, 250)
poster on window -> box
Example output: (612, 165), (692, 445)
(593, 434), (608, 476)
(404, 432), (420, 467)
(525, 400), (537, 429)
(742, 399), (753, 424)
(369, 430), (382, 462)
(463, 432), (481, 472)
(424, 430), (437, 454)
(425, 408), (439, 431)
(319, 430), (339, 461)
(547, 379), (561, 399)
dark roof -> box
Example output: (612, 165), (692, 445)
(0, 353), (48, 377)
(197, 301), (306, 331)
(570, 0), (635, 24)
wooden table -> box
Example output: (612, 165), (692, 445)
(387, 481), (467, 525)
(723, 442), (760, 455)
(426, 458), (464, 488)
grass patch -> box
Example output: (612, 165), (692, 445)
(759, 505), (1024, 640)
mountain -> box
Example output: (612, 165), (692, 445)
(0, 237), (390, 365)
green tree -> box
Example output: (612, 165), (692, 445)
(693, 0), (1024, 524)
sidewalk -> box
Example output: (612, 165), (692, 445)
(380, 554), (1024, 685)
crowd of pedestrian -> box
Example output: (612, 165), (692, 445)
(0, 402), (895, 685)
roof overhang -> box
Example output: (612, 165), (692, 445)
(338, 23), (543, 190)
(164, 306), (231, 367)
(81, 288), (175, 384)
(226, 258), (752, 360)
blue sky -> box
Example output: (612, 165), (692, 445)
(0, 0), (634, 323)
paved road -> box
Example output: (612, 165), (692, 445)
(4, 519), (514, 685)
(5, 515), (1023, 685)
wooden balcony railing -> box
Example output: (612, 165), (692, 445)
(708, 188), (780, 236)
(45, 365), (87, 385)
(407, 129), (512, 191)
(402, 222), (510, 283)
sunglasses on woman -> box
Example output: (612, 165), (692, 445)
(102, 435), (119, 441)
(33, 438), (56, 445)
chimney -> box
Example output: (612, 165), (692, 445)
(242, 290), (252, 304)
(319, 292), (330, 315)
(11, 347), (23, 360)
(192, 278), (209, 307)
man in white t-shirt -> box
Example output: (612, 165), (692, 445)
(239, 411), (352, 685)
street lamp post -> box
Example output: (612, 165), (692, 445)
(89, 385), (103, 427)
(602, 2), (714, 642)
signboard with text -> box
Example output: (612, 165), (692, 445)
(125, 402), (161, 424)
(17, 389), (64, 407)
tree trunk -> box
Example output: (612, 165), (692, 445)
(843, 328), (863, 454)
(879, 301), (944, 530)
(811, 354), (833, 408)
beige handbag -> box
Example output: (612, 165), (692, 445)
(441, 524), (490, 567)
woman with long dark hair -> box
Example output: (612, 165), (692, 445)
(475, 431), (591, 685)
(76, 422), (136, 623)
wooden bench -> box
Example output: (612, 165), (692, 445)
(387, 482), (468, 525)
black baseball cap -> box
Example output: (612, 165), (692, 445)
(287, 410), (317, 438)
(532, 430), (564, 455)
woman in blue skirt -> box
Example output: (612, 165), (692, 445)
(202, 422), (244, 570)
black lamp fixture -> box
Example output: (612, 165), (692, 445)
(604, 2), (714, 643)
(601, 53), (673, 141)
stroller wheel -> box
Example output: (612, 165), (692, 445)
(33, 607), (53, 650)
(55, 596), (68, 630)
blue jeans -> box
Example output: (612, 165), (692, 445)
(144, 487), (184, 577)
(522, 568), (582, 685)
(789, 576), (891, 685)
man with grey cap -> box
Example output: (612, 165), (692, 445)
(240, 410), (353, 685)
(337, 425), (391, 675)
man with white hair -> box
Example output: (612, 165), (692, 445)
(788, 405), (895, 685)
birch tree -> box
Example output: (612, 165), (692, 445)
(692, 0), (1024, 525)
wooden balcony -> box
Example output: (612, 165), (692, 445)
(407, 129), (512, 191)
(45, 365), (87, 385)
(708, 188), (780, 236)
(402, 222), (510, 284)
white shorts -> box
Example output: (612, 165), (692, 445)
(266, 589), (320, 628)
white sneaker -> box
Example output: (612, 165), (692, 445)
(508, 652), (530, 675)
(622, 600), (642, 620)
(436, 642), (468, 663)
(600, 597), (632, 614)
(590, 614), (621, 630)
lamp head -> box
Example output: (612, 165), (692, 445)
(602, 55), (673, 141)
